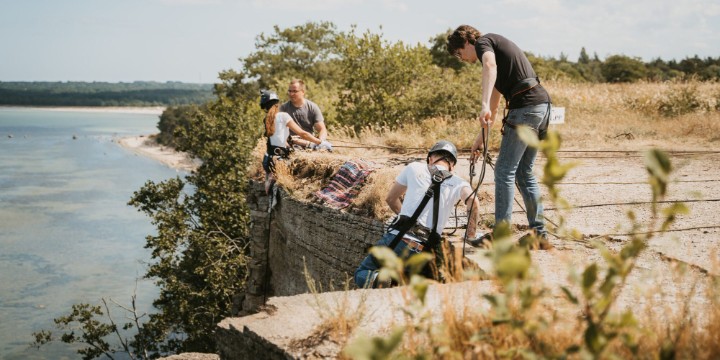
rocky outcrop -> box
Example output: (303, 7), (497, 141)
(218, 282), (495, 359)
(239, 180), (385, 315)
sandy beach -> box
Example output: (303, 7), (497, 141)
(117, 135), (200, 172)
(0, 106), (166, 115)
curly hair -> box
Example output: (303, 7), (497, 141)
(446, 25), (482, 56)
(265, 103), (279, 137)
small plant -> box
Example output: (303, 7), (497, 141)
(31, 296), (154, 360)
(657, 85), (703, 116)
(299, 261), (367, 348)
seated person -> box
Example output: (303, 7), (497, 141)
(354, 140), (481, 288)
(280, 79), (328, 144)
(260, 90), (332, 194)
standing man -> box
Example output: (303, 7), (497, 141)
(354, 140), (482, 288)
(280, 79), (328, 142)
(447, 25), (552, 249)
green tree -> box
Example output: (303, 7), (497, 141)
(128, 96), (260, 353)
(579, 47), (590, 64)
(156, 105), (201, 148)
(215, 21), (343, 100)
(428, 30), (465, 72)
(335, 28), (434, 130)
(601, 55), (647, 83)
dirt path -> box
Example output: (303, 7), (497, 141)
(449, 150), (720, 316)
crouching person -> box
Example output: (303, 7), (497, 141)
(354, 140), (481, 288)
(260, 90), (332, 194)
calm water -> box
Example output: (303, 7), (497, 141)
(0, 108), (182, 359)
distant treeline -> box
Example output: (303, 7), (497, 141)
(0, 81), (216, 106)
(527, 50), (720, 83)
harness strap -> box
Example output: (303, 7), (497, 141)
(386, 184), (435, 251)
(501, 77), (541, 135)
(386, 168), (451, 247)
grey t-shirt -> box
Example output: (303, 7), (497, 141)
(279, 99), (324, 135)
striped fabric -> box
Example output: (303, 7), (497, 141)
(314, 159), (375, 209)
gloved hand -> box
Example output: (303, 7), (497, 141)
(317, 140), (333, 151)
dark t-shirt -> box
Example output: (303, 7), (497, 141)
(279, 99), (324, 135)
(475, 33), (550, 109)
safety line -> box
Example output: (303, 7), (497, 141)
(557, 180), (720, 185)
(544, 198), (720, 211)
(600, 225), (720, 237)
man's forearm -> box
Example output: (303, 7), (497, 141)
(481, 63), (497, 110)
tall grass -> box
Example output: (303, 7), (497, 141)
(327, 80), (720, 152)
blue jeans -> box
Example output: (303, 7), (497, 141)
(494, 103), (550, 236)
(354, 232), (423, 288)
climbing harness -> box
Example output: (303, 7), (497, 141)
(500, 77), (542, 136)
(367, 165), (453, 286)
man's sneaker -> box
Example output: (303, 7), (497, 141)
(369, 271), (394, 288)
(519, 232), (553, 250)
(468, 232), (493, 248)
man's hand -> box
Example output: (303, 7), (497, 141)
(469, 132), (485, 163)
(478, 107), (494, 129)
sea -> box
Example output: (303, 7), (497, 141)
(0, 108), (183, 359)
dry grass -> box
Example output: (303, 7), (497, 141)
(352, 167), (400, 219)
(291, 262), (366, 354)
(325, 80), (720, 153)
(546, 80), (720, 150)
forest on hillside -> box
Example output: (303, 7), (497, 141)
(0, 81), (215, 106)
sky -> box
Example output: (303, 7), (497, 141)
(1, 0), (718, 83)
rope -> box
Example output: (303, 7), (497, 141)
(328, 138), (720, 155)
(461, 127), (489, 256)
(543, 198), (720, 211)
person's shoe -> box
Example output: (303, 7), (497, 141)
(369, 271), (395, 288)
(468, 232), (493, 248)
(519, 232), (553, 250)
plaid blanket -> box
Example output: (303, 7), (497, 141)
(314, 159), (375, 209)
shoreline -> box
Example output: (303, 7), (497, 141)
(0, 105), (165, 115)
(116, 134), (200, 172)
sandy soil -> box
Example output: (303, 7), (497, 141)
(117, 135), (200, 172)
(450, 150), (720, 315)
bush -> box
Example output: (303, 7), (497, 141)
(602, 55), (647, 83)
(658, 85), (703, 117)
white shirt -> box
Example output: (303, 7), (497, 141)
(268, 112), (293, 148)
(395, 162), (470, 233)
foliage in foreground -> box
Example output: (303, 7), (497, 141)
(343, 129), (711, 359)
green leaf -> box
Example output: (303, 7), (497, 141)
(516, 125), (540, 148)
(405, 252), (434, 276)
(584, 323), (606, 354)
(582, 264), (598, 292)
(343, 327), (405, 360)
(561, 286), (579, 305)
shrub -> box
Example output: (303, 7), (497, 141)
(657, 85), (703, 116)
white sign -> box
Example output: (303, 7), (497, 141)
(550, 107), (565, 125)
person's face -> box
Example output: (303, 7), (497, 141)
(428, 153), (454, 171)
(287, 82), (305, 102)
(455, 42), (477, 63)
